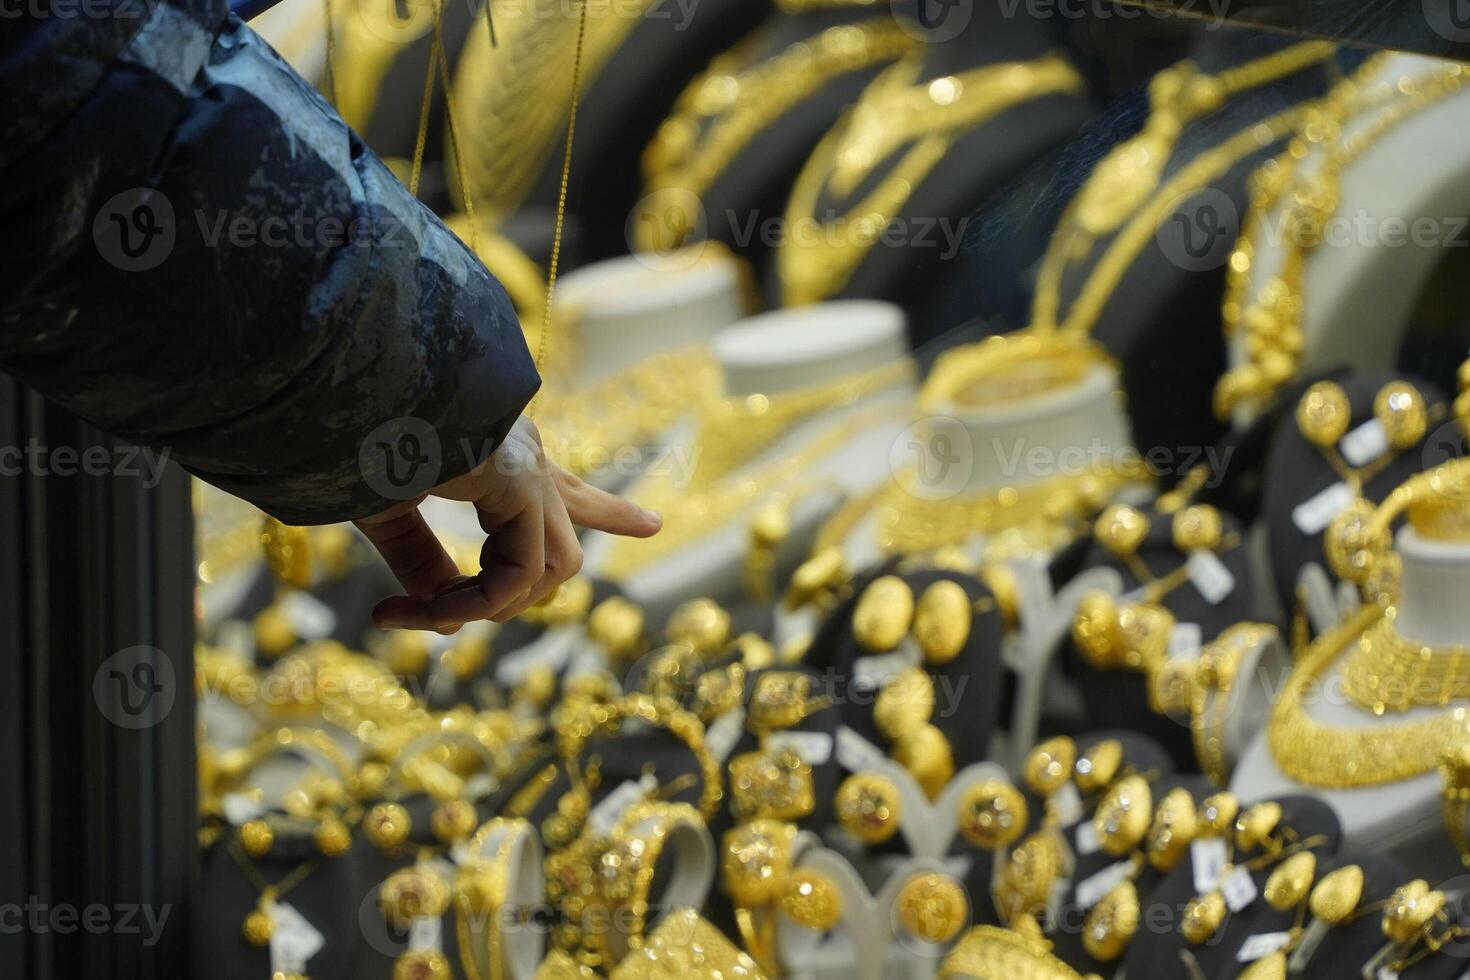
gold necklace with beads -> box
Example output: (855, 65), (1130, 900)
(1344, 607), (1470, 714)
(229, 836), (320, 955)
(779, 51), (1087, 305)
(1215, 57), (1469, 416)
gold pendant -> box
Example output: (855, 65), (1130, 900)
(1309, 864), (1364, 925)
(1239, 950), (1288, 980)
(1073, 127), (1176, 237)
(852, 575), (915, 653)
(913, 580), (972, 665)
(1083, 880), (1140, 962)
(1263, 851), (1316, 911)
(1093, 775), (1152, 856)
(955, 779), (1028, 850)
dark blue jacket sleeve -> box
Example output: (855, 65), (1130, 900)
(0, 0), (540, 524)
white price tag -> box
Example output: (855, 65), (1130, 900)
(852, 650), (914, 692)
(494, 634), (572, 686)
(269, 902), (324, 974)
(1378, 969), (1400, 980)
(1052, 783), (1085, 828)
(278, 592), (338, 639)
(1341, 418), (1390, 467)
(409, 914), (443, 952)
(706, 708), (746, 763)
(588, 775), (658, 837)
(1292, 481), (1356, 534)
(1192, 838), (1228, 894)
(221, 792), (266, 826)
(835, 725), (889, 773)
(1075, 820), (1101, 856)
(1237, 931), (1291, 963)
(1075, 862), (1132, 910)
(1187, 549), (1236, 605)
(1169, 622), (1203, 660)
(767, 730), (832, 766)
(1223, 864), (1258, 912)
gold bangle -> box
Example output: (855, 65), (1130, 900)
(941, 925), (1087, 980)
(605, 801), (711, 959)
(609, 908), (766, 980)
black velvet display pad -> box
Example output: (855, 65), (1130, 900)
(1048, 773), (1215, 973)
(1257, 853), (1405, 980)
(761, 12), (1095, 337)
(1121, 795), (1342, 979)
(1059, 502), (1259, 770)
(1261, 371), (1458, 617)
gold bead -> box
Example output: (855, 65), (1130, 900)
(1309, 864), (1364, 925)
(1147, 788), (1198, 872)
(1095, 505), (1150, 559)
(1023, 737), (1077, 796)
(913, 580), (972, 665)
(240, 819), (274, 857)
(1382, 880), (1444, 943)
(587, 597), (645, 663)
(892, 724), (954, 800)
(836, 772), (902, 844)
(1234, 802), (1282, 851)
(722, 819), (797, 906)
(364, 802), (412, 852)
(313, 816), (351, 857)
(383, 630), (431, 675)
(253, 605), (297, 659)
(1083, 880), (1140, 962)
(750, 498), (792, 548)
(874, 667), (936, 740)
(1196, 793), (1239, 837)
(518, 664), (557, 708)
(1072, 592), (1123, 670)
(667, 598), (731, 653)
(393, 950), (452, 980)
(1238, 951), (1287, 980)
(955, 779), (1028, 850)
(357, 761), (390, 798)
(894, 873), (967, 944)
(1296, 382), (1351, 447)
(431, 799), (478, 844)
(242, 907), (274, 947)
(1093, 775), (1152, 857)
(380, 866), (451, 929)
(852, 576), (915, 653)
(1181, 890), (1227, 945)
(1171, 505), (1222, 552)
(1375, 381), (1429, 449)
(979, 564), (1021, 631)
(1074, 739), (1124, 794)
(1264, 851), (1316, 911)
(781, 870), (842, 931)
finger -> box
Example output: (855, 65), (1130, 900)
(353, 506), (463, 597)
(495, 480), (583, 622)
(431, 494), (546, 625)
(551, 464), (662, 537)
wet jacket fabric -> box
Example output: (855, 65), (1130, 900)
(0, 0), (539, 523)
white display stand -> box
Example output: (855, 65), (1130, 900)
(1233, 527), (1470, 863)
(1227, 53), (1470, 428)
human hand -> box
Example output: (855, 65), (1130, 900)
(354, 416), (659, 631)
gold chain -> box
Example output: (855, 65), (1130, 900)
(779, 52), (1086, 306)
(1343, 606), (1470, 714)
(1268, 600), (1470, 788)
(1216, 57), (1468, 415)
(637, 18), (916, 253)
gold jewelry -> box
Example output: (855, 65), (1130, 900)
(1218, 58), (1468, 414)
(955, 779), (1028, 850)
(395, 951), (452, 980)
(914, 579), (973, 665)
(240, 819), (274, 858)
(1083, 879), (1141, 963)
(666, 599), (734, 656)
(729, 747), (815, 823)
(609, 908), (767, 980)
(605, 800), (708, 954)
(748, 671), (828, 732)
(780, 870), (842, 932)
(1380, 880), (1459, 972)
(1092, 775), (1152, 857)
(722, 818), (798, 907)
(1441, 743), (1470, 868)
(312, 816), (351, 858)
(228, 837), (318, 949)
(1072, 42), (1335, 239)
(1197, 793), (1240, 837)
(638, 18), (915, 253)
(835, 771), (903, 844)
(1235, 802), (1283, 851)
(364, 802), (413, 854)
(894, 872), (968, 944)
(996, 830), (1065, 924)
(941, 925), (1089, 979)
(1181, 890), (1227, 946)
(1146, 787), (1198, 872)
(1075, 739), (1124, 794)
(1344, 609), (1470, 713)
(1263, 851), (1317, 910)
(780, 52), (1085, 305)
(891, 723), (955, 800)
(852, 575), (916, 653)
(588, 597), (646, 665)
(1310, 864), (1365, 925)
(1023, 737), (1077, 796)
(873, 667), (935, 739)
(380, 861), (453, 930)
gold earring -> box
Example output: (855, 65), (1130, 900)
(1172, 505), (1223, 552)
(431, 799), (478, 845)
(1309, 864), (1364, 925)
(1075, 739), (1124, 794)
(781, 870), (842, 932)
(873, 667), (936, 740)
(1181, 890), (1227, 945)
(393, 950), (452, 980)
(1382, 880), (1446, 943)
(1147, 788), (1198, 872)
(1096, 505), (1151, 559)
(1297, 381), (1352, 447)
(1083, 880), (1140, 962)
(1234, 801), (1283, 851)
(1375, 381), (1429, 449)
(852, 575), (915, 653)
(894, 872), (968, 944)
(313, 815), (351, 857)
(1093, 775), (1152, 856)
(891, 724), (954, 800)
(1196, 793), (1240, 837)
(914, 580), (972, 665)
(1023, 737), (1077, 796)
(1072, 592), (1124, 670)
(956, 779), (1028, 850)
(364, 802), (412, 853)
(379, 864), (452, 929)
(239, 819), (274, 857)
(836, 772), (903, 844)
(1264, 851), (1317, 911)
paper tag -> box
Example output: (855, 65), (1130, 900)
(451, 842), (478, 867)
(943, 855), (973, 880)
(1192, 838), (1228, 894)
(1075, 861), (1132, 910)
(278, 592), (337, 639)
(706, 708), (746, 763)
(836, 725), (889, 773)
(1341, 418), (1389, 467)
(1237, 931), (1292, 962)
(1187, 550), (1235, 605)
(1293, 481), (1356, 534)
(1075, 820), (1101, 857)
(466, 773), (497, 800)
(1052, 783), (1085, 828)
(269, 902), (324, 974)
(409, 914), (443, 952)
(494, 634), (572, 686)
(1169, 622), (1203, 660)
(1377, 970), (1400, 980)
(767, 730), (833, 766)
(852, 650), (914, 692)
(1222, 864), (1258, 912)
(588, 774), (658, 837)
(1046, 876), (1072, 918)
(221, 792), (266, 826)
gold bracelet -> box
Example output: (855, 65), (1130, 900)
(606, 800), (709, 957)
(609, 908), (767, 980)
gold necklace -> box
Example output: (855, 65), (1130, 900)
(1070, 41), (1335, 239)
(229, 837), (320, 952)
(779, 52), (1086, 305)
(1216, 58), (1468, 415)
(1268, 600), (1470, 788)
(638, 18), (916, 253)
(1343, 607), (1470, 714)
